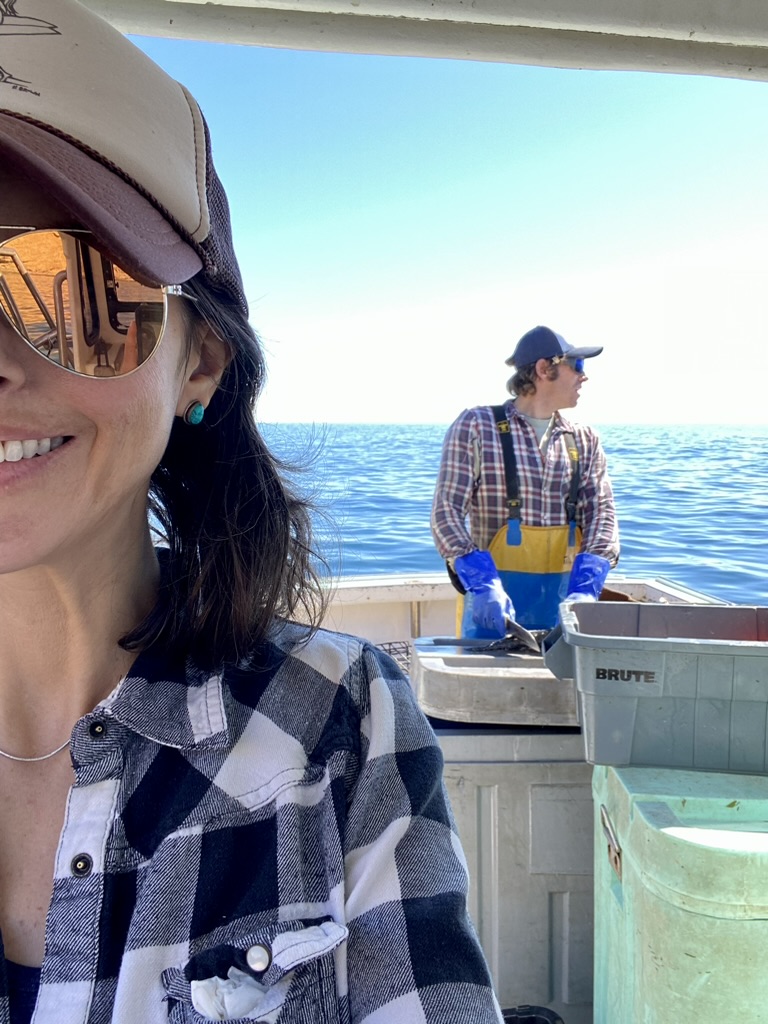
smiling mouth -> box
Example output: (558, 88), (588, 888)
(0, 437), (67, 463)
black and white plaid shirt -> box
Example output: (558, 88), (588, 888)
(5, 623), (503, 1023)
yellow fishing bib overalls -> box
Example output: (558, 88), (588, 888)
(458, 406), (582, 635)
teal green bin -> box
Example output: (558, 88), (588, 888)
(593, 765), (768, 1023)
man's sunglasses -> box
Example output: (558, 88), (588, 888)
(0, 229), (184, 378)
(552, 354), (585, 374)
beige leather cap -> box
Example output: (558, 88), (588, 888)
(0, 0), (246, 311)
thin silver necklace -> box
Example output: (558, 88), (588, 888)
(0, 738), (70, 763)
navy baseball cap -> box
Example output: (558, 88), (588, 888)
(505, 325), (603, 367)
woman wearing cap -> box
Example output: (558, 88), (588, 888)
(0, 2), (502, 1022)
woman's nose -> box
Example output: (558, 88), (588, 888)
(0, 310), (30, 387)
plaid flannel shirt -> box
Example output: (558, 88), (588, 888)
(431, 400), (619, 564)
(1, 624), (502, 1024)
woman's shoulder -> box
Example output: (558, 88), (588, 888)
(268, 623), (411, 706)
(271, 620), (369, 669)
(228, 623), (420, 747)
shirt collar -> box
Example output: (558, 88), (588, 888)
(506, 400), (575, 433)
(100, 646), (230, 750)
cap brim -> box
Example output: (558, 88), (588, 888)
(568, 346), (603, 359)
(504, 344), (603, 366)
(0, 113), (202, 287)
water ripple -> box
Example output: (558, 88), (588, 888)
(264, 422), (768, 603)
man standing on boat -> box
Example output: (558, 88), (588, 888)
(431, 325), (619, 638)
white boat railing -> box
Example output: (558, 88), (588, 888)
(314, 572), (721, 666)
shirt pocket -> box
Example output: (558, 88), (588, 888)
(161, 918), (348, 1023)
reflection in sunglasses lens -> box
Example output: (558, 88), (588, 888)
(0, 230), (167, 377)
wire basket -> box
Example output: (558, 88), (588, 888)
(376, 640), (411, 674)
(502, 1008), (564, 1024)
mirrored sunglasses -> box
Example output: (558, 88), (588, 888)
(0, 228), (184, 378)
(552, 354), (585, 373)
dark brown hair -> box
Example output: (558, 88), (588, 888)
(121, 278), (327, 669)
(506, 358), (559, 397)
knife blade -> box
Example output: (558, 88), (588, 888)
(423, 621), (542, 654)
(504, 618), (542, 654)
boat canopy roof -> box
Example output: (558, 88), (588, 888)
(82, 0), (768, 81)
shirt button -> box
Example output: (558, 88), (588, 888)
(71, 854), (93, 877)
(246, 944), (271, 972)
(89, 720), (107, 739)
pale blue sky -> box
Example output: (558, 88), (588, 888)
(132, 35), (768, 424)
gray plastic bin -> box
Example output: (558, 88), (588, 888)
(561, 602), (768, 771)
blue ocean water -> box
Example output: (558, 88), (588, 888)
(263, 423), (768, 605)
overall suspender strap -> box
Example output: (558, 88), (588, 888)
(490, 408), (580, 525)
(490, 404), (521, 523)
(562, 430), (581, 524)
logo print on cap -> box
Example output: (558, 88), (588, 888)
(0, 1), (59, 96)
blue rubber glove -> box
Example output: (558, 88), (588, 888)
(453, 550), (516, 638)
(566, 552), (611, 602)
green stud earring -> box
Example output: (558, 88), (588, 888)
(183, 401), (205, 426)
